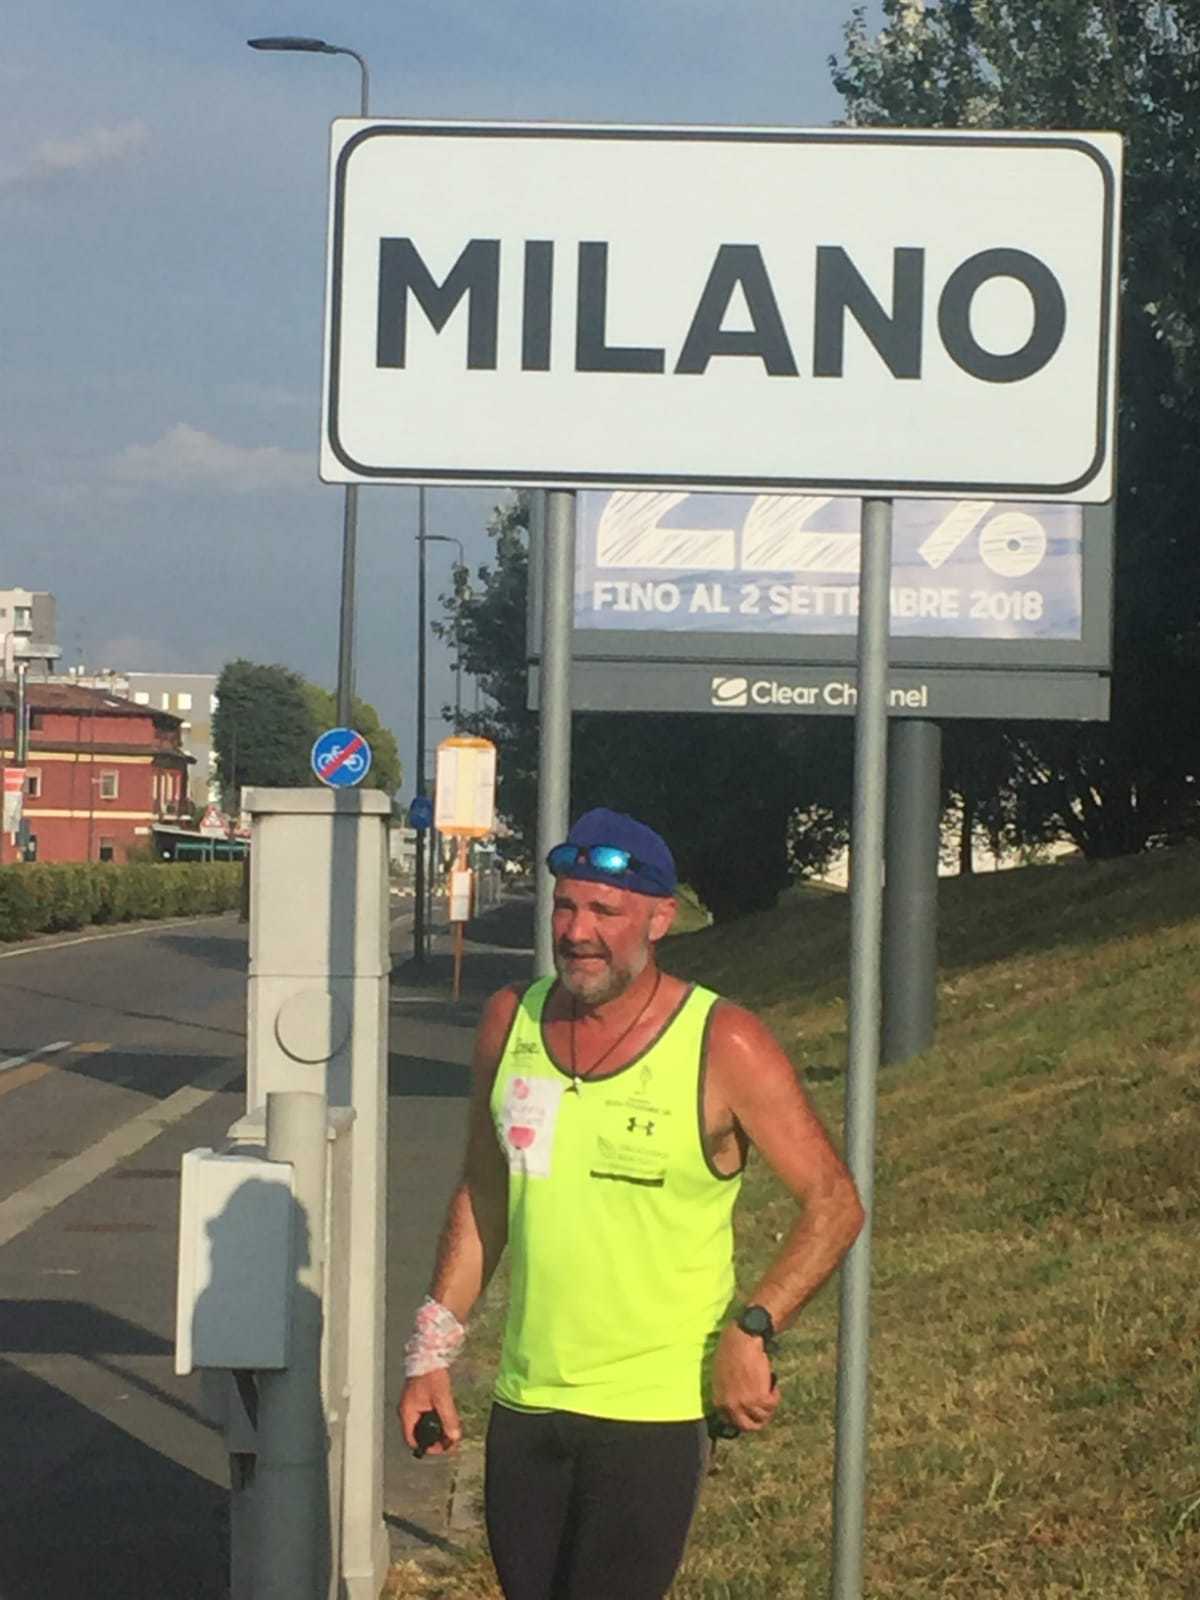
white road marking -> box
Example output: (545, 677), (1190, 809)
(0, 1041), (72, 1076)
(0, 1057), (242, 1250)
(0, 915), (222, 963)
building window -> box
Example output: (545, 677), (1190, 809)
(161, 692), (171, 709)
(25, 770), (42, 798)
(24, 834), (37, 861)
(176, 692), (192, 711)
(99, 770), (119, 800)
(98, 837), (115, 862)
(210, 694), (219, 714)
(134, 691), (150, 705)
(14, 606), (31, 631)
(29, 713), (44, 731)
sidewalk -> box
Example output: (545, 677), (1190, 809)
(383, 893), (535, 1566)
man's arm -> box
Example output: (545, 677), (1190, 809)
(396, 985), (517, 1453)
(709, 1003), (864, 1433)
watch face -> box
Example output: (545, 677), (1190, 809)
(740, 1306), (773, 1337)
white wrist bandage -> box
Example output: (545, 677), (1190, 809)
(404, 1296), (466, 1377)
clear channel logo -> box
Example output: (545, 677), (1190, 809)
(710, 676), (749, 707)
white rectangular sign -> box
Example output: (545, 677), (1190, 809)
(322, 122), (1121, 502)
(434, 737), (497, 837)
(448, 868), (473, 924)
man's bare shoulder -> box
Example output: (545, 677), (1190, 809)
(706, 999), (792, 1070)
(474, 983), (529, 1073)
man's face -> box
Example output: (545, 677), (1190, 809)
(551, 876), (676, 1005)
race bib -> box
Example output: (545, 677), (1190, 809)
(498, 1076), (564, 1179)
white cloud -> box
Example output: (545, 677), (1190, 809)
(106, 424), (313, 495)
(0, 120), (149, 189)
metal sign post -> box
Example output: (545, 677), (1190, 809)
(831, 497), (893, 1600)
(882, 720), (943, 1063)
(533, 491), (576, 978)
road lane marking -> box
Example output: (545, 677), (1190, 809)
(0, 1041), (72, 1075)
(0, 915), (226, 963)
(0, 1062), (55, 1099)
(0, 1056), (243, 1250)
(0, 1041), (110, 1101)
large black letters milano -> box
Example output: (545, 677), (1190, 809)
(375, 240), (1066, 386)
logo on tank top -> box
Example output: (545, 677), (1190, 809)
(498, 1076), (564, 1179)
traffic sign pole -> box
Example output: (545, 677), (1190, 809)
(831, 496), (893, 1600)
(882, 719), (943, 1063)
(534, 491), (575, 979)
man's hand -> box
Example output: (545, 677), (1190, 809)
(397, 1370), (462, 1456)
(712, 1324), (780, 1434)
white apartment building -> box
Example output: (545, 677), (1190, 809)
(0, 589), (56, 676)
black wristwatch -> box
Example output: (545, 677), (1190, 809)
(735, 1304), (777, 1346)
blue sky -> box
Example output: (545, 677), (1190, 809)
(3, 0), (874, 795)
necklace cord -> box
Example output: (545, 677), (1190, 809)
(569, 970), (662, 1086)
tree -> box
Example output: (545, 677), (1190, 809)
(213, 660), (315, 801)
(832, 0), (1200, 856)
(302, 684), (403, 796)
(437, 496), (852, 920)
(213, 659), (404, 807)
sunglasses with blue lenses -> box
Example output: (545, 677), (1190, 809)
(546, 842), (664, 884)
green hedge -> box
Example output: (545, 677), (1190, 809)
(0, 862), (244, 943)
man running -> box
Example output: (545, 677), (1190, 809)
(398, 807), (864, 1600)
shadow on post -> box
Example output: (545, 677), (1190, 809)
(193, 1172), (331, 1600)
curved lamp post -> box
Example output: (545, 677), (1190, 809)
(247, 36), (369, 725)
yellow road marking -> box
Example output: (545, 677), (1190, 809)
(0, 1062), (54, 1098)
(0, 1042), (109, 1101)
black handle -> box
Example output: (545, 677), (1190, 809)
(707, 1372), (778, 1441)
(412, 1409), (446, 1459)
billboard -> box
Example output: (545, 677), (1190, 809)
(577, 493), (1084, 643)
(527, 492), (1112, 721)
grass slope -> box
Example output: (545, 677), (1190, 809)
(391, 846), (1200, 1599)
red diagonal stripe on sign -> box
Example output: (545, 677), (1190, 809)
(322, 734), (365, 779)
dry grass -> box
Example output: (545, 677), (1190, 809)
(390, 846), (1200, 1598)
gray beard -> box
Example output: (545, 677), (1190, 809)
(554, 946), (647, 1007)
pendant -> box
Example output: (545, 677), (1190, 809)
(568, 1076), (580, 1095)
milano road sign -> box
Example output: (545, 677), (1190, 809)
(322, 122), (1121, 502)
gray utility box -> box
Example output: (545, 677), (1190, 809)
(175, 1150), (294, 1374)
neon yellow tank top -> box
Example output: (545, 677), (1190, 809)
(491, 976), (742, 1421)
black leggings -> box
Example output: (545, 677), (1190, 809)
(484, 1403), (709, 1600)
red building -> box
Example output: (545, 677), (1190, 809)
(0, 683), (192, 865)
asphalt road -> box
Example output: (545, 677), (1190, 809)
(0, 894), (535, 1600)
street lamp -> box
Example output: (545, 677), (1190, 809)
(412, 494), (469, 962)
(9, 641), (60, 863)
(423, 533), (466, 731)
(246, 35), (369, 727)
